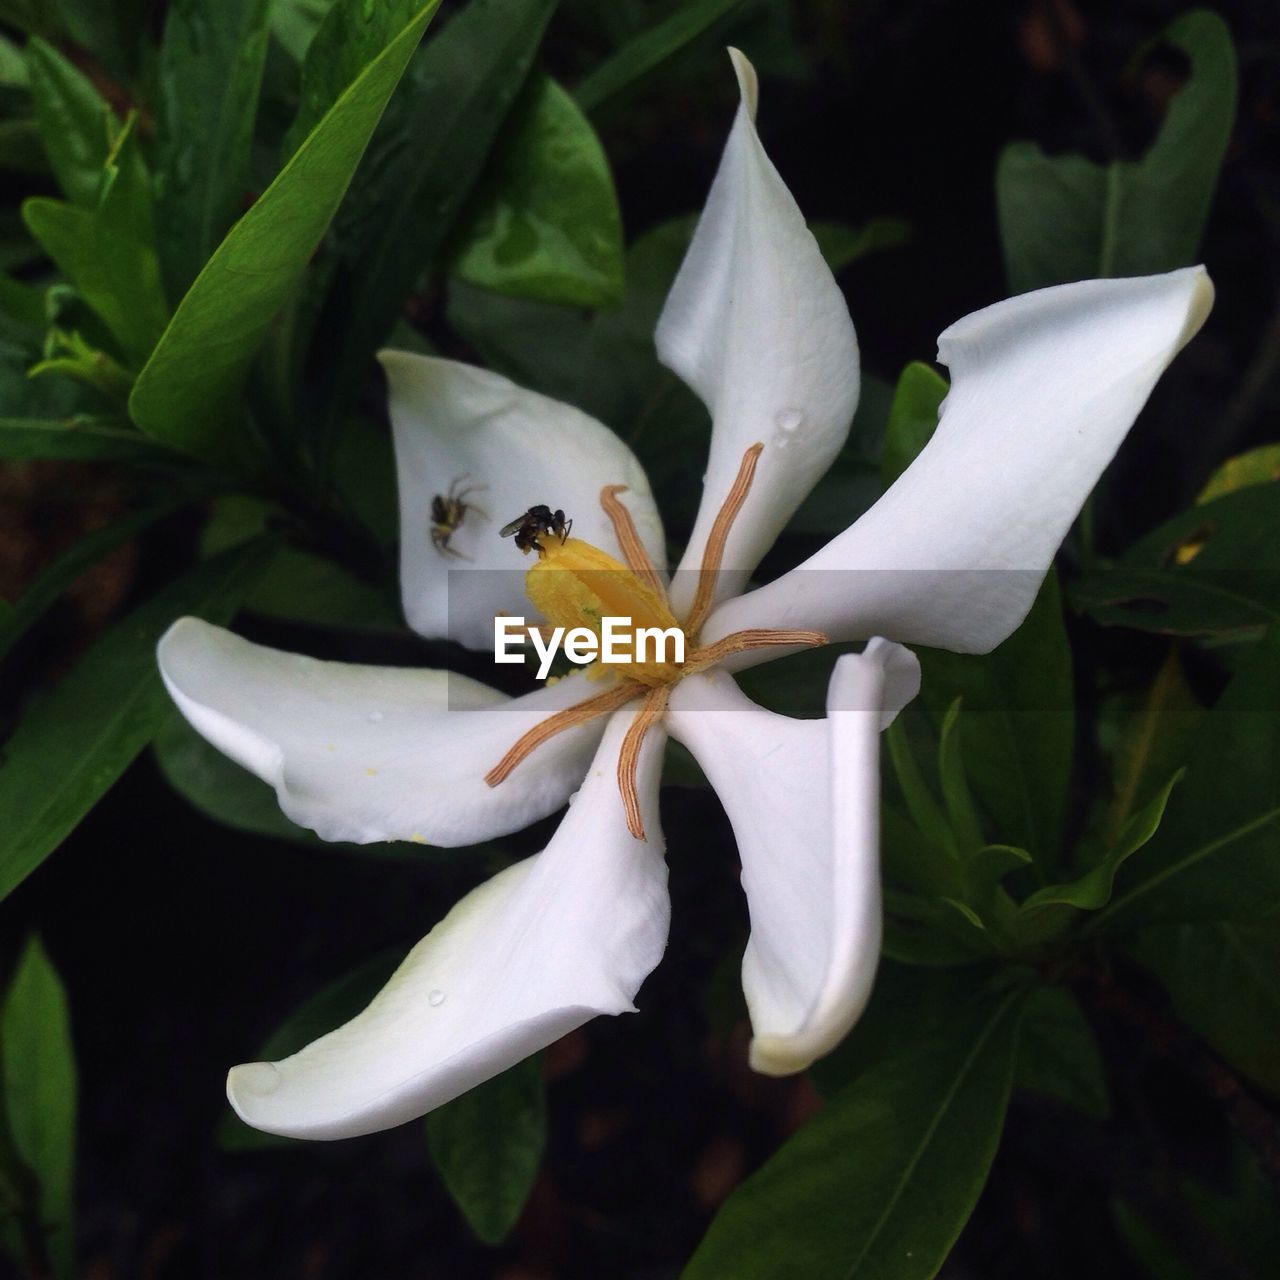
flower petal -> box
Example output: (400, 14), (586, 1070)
(704, 267), (1214, 657)
(158, 617), (610, 847)
(227, 707), (669, 1139)
(656, 50), (859, 616)
(665, 640), (917, 1075)
(382, 352), (665, 650)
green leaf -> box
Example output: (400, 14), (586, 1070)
(309, 0), (557, 422)
(880, 359), (945, 486)
(937, 698), (986, 855)
(0, 502), (184, 662)
(0, 542), (271, 903)
(270, 0), (333, 62)
(1128, 915), (1280, 1099)
(1197, 443), (1280, 504)
(0, 0), (60, 38)
(918, 573), (1074, 869)
(1100, 625), (1280, 931)
(1100, 650), (1203, 845)
(449, 74), (623, 307)
(22, 117), (169, 368)
(156, 0), (273, 298)
(683, 985), (1026, 1280)
(128, 1), (442, 462)
(284, 0), (428, 158)
(1072, 484), (1280, 638)
(997, 10), (1236, 292)
(219, 952), (399, 1149)
(0, 34), (27, 89)
(0, 415), (179, 462)
(426, 1054), (546, 1245)
(24, 37), (111, 208)
(574, 0), (747, 114)
(1020, 770), (1183, 921)
(811, 218), (912, 272)
(1, 936), (76, 1280)
(1014, 984), (1109, 1118)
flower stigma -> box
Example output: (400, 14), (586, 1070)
(484, 443), (829, 839)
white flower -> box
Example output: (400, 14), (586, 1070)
(157, 51), (1213, 1141)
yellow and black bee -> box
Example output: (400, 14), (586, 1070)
(430, 478), (486, 557)
(499, 504), (572, 554)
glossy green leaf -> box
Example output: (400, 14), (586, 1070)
(0, 502), (184, 662)
(574, 0), (747, 114)
(0, 415), (179, 462)
(1072, 484), (1280, 638)
(129, 2), (441, 461)
(918, 574), (1074, 869)
(997, 11), (1236, 292)
(310, 0), (557, 421)
(450, 74), (623, 307)
(0, 542), (271, 903)
(1, 936), (76, 1280)
(1129, 915), (1280, 1099)
(1101, 625), (1280, 931)
(24, 37), (111, 208)
(219, 952), (399, 1150)
(880, 360), (945, 486)
(683, 985), (1026, 1280)
(284, 0), (429, 157)
(1014, 984), (1109, 1118)
(427, 1053), (546, 1245)
(156, 0), (272, 298)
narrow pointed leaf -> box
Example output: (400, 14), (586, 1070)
(128, 2), (441, 461)
(24, 37), (111, 208)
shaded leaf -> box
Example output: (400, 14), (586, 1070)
(450, 74), (623, 307)
(156, 0), (273, 298)
(997, 10), (1236, 291)
(0, 415), (178, 462)
(129, 2), (441, 462)
(683, 985), (1026, 1280)
(1101, 625), (1280, 930)
(1, 936), (76, 1280)
(574, 0), (747, 114)
(0, 543), (271, 903)
(427, 1054), (546, 1245)
(1197, 443), (1280, 504)
(880, 359), (945, 486)
(25, 37), (110, 208)
(1015, 984), (1109, 1118)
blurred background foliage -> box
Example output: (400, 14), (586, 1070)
(0, 0), (1278, 1277)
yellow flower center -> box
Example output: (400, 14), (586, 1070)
(485, 447), (830, 841)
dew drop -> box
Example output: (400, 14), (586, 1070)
(367, 709), (384, 723)
(428, 989), (446, 1007)
(775, 408), (803, 434)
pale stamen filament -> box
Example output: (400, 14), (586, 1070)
(687, 628), (829, 673)
(600, 485), (664, 595)
(616, 685), (671, 840)
(684, 442), (764, 637)
(484, 681), (641, 787)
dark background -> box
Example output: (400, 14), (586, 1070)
(2, 0), (1279, 1276)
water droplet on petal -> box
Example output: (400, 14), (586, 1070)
(775, 408), (803, 433)
(367, 710), (384, 723)
(428, 989), (446, 1007)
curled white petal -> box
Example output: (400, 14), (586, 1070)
(227, 707), (669, 1139)
(665, 640), (917, 1075)
(704, 267), (1214, 658)
(158, 617), (607, 847)
(657, 50), (859, 616)
(383, 352), (665, 650)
